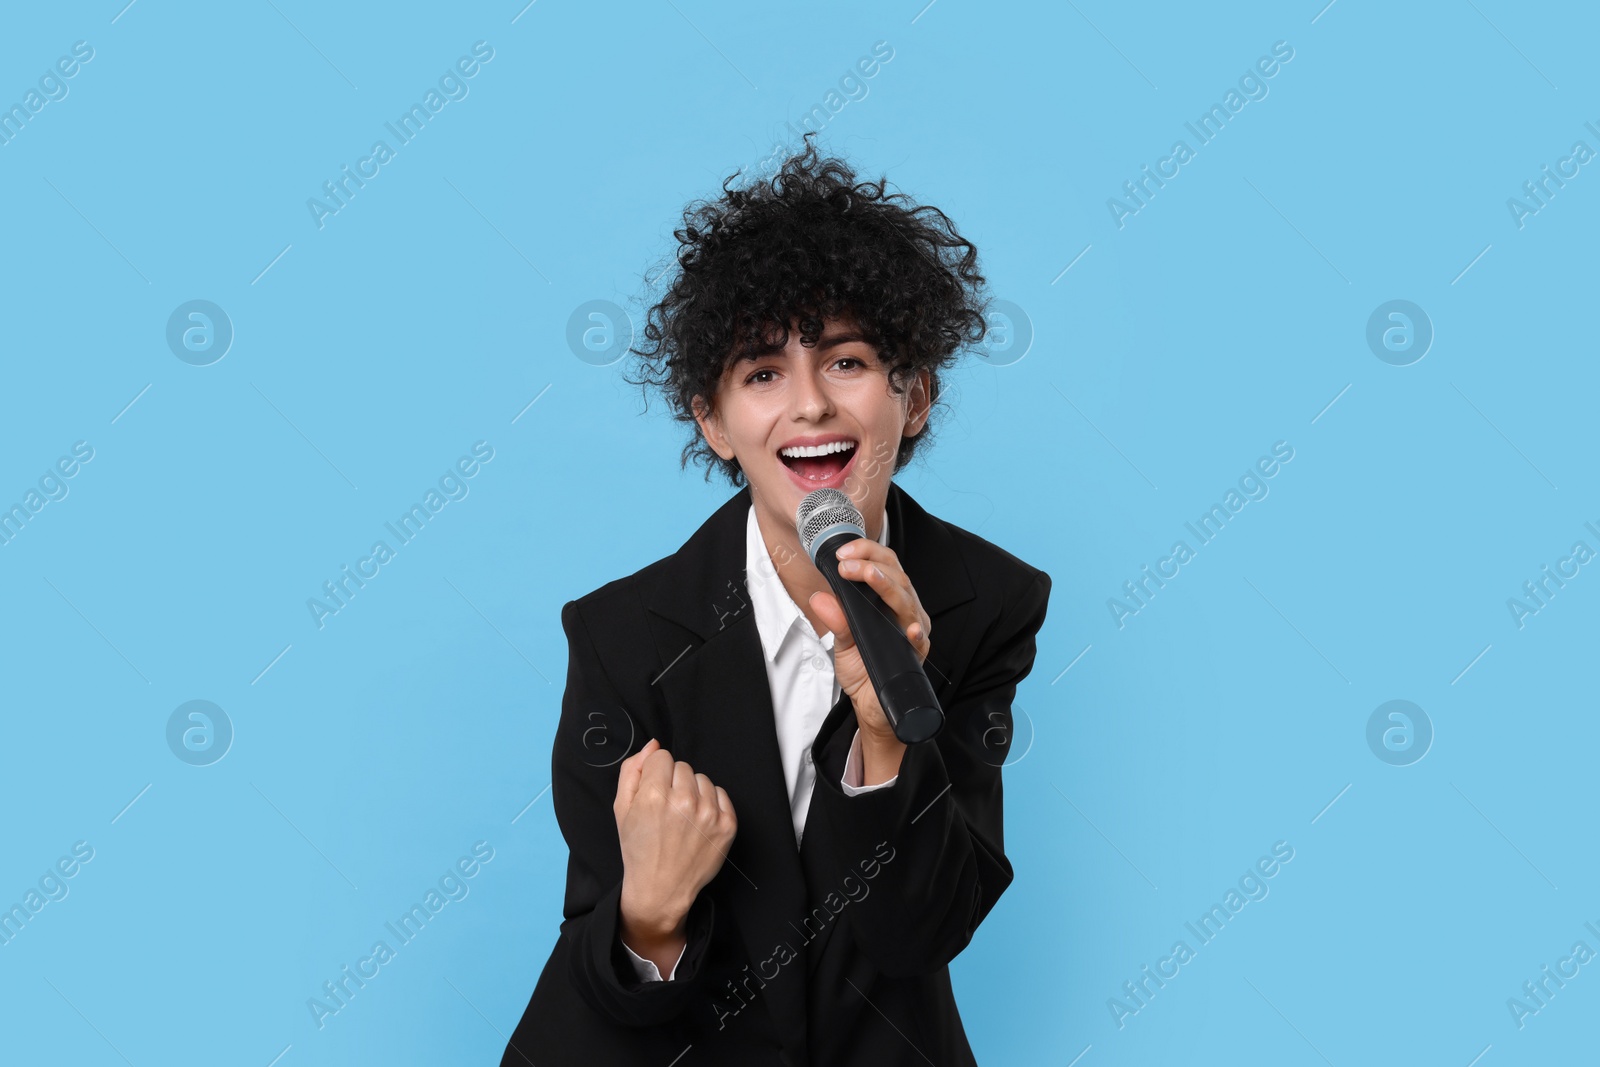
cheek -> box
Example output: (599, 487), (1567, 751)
(872, 405), (911, 445)
(725, 410), (777, 459)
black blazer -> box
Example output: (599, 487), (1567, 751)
(501, 481), (1051, 1066)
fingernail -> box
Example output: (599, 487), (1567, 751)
(840, 559), (857, 573)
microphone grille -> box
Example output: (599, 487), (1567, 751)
(796, 488), (865, 557)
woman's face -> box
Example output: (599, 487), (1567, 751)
(693, 315), (929, 546)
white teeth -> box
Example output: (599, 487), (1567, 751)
(780, 440), (857, 458)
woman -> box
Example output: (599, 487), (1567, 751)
(502, 136), (1051, 1066)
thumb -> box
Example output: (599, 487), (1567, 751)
(615, 736), (658, 811)
(808, 590), (855, 653)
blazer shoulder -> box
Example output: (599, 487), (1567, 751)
(560, 537), (691, 639)
(562, 554), (668, 627)
(563, 490), (748, 629)
(931, 510), (1051, 605)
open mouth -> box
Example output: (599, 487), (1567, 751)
(778, 438), (858, 486)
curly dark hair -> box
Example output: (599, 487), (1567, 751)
(624, 133), (991, 487)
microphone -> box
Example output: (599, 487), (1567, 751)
(795, 488), (944, 744)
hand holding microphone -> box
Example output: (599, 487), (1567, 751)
(796, 488), (944, 745)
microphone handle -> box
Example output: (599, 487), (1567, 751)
(815, 531), (945, 744)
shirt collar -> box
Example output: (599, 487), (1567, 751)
(745, 500), (889, 665)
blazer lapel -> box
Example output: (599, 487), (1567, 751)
(643, 486), (813, 1053)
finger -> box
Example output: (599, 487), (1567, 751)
(834, 543), (910, 600)
(825, 543), (915, 601)
(673, 760), (700, 797)
(837, 558), (929, 646)
(638, 745), (676, 794)
(694, 772), (716, 810)
(716, 785), (737, 838)
(620, 736), (657, 771)
(615, 737), (659, 810)
(834, 538), (894, 563)
(841, 555), (905, 603)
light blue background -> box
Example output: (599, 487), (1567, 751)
(2, 1), (1595, 1064)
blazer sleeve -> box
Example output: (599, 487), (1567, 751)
(546, 598), (718, 1026)
(805, 567), (1051, 978)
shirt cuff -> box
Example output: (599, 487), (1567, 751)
(841, 727), (899, 795)
(622, 937), (688, 982)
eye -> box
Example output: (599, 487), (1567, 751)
(744, 367), (777, 385)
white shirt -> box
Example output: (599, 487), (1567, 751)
(623, 503), (898, 981)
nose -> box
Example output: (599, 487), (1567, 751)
(789, 353), (835, 421)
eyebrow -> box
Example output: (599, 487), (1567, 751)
(733, 331), (872, 362)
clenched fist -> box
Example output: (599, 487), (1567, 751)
(613, 738), (737, 977)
